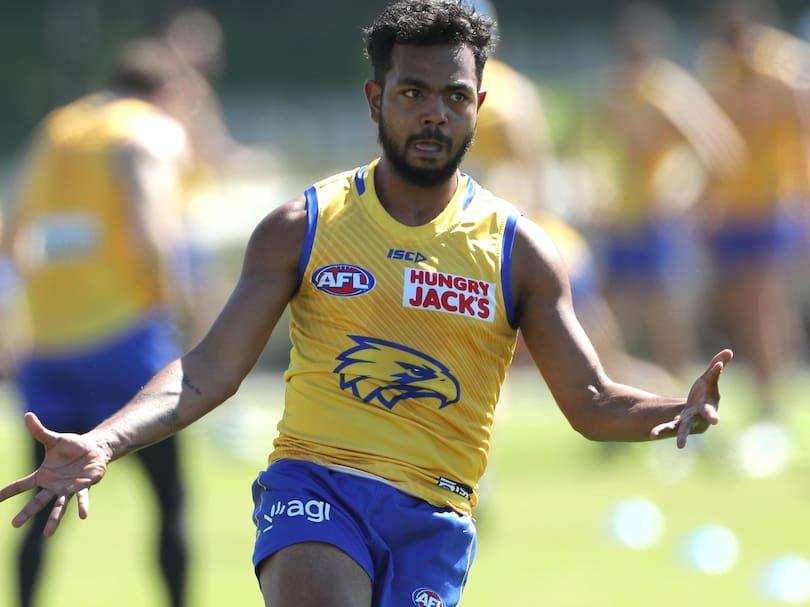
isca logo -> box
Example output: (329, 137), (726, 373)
(412, 587), (445, 607)
(312, 264), (375, 297)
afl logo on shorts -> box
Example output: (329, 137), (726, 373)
(312, 264), (375, 297)
(412, 587), (445, 607)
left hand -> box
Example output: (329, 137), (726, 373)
(0, 412), (109, 535)
(649, 349), (733, 448)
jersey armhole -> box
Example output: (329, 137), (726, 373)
(297, 186), (319, 289)
(501, 210), (522, 329)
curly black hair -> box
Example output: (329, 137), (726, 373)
(363, 0), (498, 87)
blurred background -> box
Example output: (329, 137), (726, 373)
(1, 1), (810, 606)
(1, 0), (809, 165)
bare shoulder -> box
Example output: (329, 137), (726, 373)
(252, 194), (308, 235)
(243, 194), (308, 273)
(508, 215), (576, 332)
(512, 216), (570, 295)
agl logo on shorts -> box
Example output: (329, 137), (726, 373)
(412, 587), (445, 607)
(260, 499), (332, 533)
(313, 264), (375, 297)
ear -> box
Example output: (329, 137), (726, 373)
(477, 89), (487, 111)
(365, 80), (383, 124)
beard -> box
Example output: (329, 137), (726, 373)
(378, 114), (474, 188)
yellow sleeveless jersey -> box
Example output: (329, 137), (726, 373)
(270, 159), (521, 514)
(699, 48), (810, 216)
(9, 93), (187, 350)
(602, 58), (714, 225)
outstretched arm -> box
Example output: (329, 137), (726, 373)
(0, 195), (308, 535)
(512, 217), (732, 446)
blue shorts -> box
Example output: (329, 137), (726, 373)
(599, 219), (692, 286)
(251, 459), (477, 607)
(706, 211), (806, 268)
(15, 311), (180, 432)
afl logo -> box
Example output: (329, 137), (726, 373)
(412, 588), (445, 607)
(312, 264), (376, 297)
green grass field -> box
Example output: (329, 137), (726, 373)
(1, 365), (808, 607)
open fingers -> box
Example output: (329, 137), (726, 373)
(676, 415), (692, 449)
(649, 417), (691, 448)
(0, 471), (39, 503)
(705, 359), (726, 388)
(23, 412), (59, 448)
(675, 404), (720, 448)
(76, 487), (91, 520)
(44, 494), (71, 537)
(704, 349), (733, 385)
(710, 348), (734, 369)
(649, 417), (679, 440)
(701, 403), (720, 425)
(11, 488), (55, 528)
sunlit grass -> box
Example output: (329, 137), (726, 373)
(1, 365), (808, 607)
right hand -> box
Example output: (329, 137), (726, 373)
(649, 348), (733, 448)
(0, 412), (109, 536)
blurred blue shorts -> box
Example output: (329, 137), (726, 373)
(251, 459), (477, 607)
(15, 311), (180, 432)
(707, 210), (806, 268)
(600, 218), (690, 285)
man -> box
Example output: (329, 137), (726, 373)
(594, 1), (743, 375)
(2, 39), (192, 607)
(694, 0), (809, 419)
(0, 3), (732, 607)
(462, 0), (681, 393)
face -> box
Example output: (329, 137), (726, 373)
(366, 44), (483, 188)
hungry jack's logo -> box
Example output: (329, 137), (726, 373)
(335, 336), (460, 409)
(403, 268), (495, 321)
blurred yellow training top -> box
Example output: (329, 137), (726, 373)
(468, 57), (549, 166)
(8, 93), (186, 350)
(699, 40), (810, 216)
(601, 57), (735, 224)
(271, 159), (521, 515)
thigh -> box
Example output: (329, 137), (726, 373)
(374, 492), (477, 607)
(258, 542), (371, 607)
(251, 461), (376, 593)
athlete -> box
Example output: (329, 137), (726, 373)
(0, 3), (733, 607)
(695, 1), (810, 418)
(2, 39), (192, 607)
(462, 1), (680, 393)
(593, 2), (743, 374)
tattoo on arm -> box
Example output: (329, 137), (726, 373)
(182, 375), (203, 395)
(167, 368), (203, 396)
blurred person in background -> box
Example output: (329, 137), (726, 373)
(695, 0), (810, 419)
(159, 5), (283, 183)
(2, 38), (193, 607)
(158, 5), (285, 340)
(0, 2), (733, 606)
(464, 0), (680, 392)
(459, 0), (553, 213)
(592, 1), (744, 376)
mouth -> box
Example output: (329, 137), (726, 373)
(410, 139), (446, 155)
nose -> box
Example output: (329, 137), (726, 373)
(421, 94), (448, 126)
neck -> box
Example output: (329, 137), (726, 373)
(374, 158), (459, 226)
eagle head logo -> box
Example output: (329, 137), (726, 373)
(335, 336), (461, 409)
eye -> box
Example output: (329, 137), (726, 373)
(397, 362), (434, 379)
(449, 91), (470, 104)
(403, 88), (422, 99)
